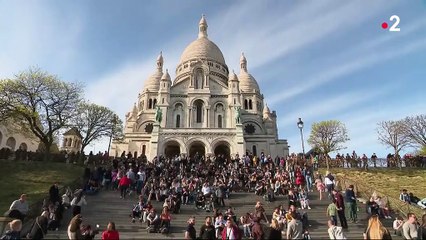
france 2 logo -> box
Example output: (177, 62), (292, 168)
(382, 15), (400, 32)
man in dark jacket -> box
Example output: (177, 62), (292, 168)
(199, 216), (215, 240)
(345, 185), (357, 223)
(27, 211), (48, 239)
(332, 189), (348, 229)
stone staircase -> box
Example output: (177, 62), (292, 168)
(45, 189), (398, 239)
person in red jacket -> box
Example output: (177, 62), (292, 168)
(332, 189), (348, 229)
(221, 218), (241, 240)
(119, 175), (131, 199)
(295, 172), (305, 190)
(102, 222), (119, 240)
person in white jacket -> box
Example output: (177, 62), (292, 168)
(327, 220), (346, 239)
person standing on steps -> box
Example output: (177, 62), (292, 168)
(199, 216), (215, 240)
(345, 185), (357, 223)
(185, 216), (196, 240)
(327, 199), (338, 226)
(118, 174), (131, 199)
(332, 189), (348, 229)
(70, 190), (87, 216)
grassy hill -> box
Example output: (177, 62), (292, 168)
(0, 160), (83, 214)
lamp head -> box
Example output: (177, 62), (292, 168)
(297, 118), (304, 129)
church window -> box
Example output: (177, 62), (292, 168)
(145, 123), (154, 133)
(244, 99), (248, 109)
(196, 104), (202, 123)
(176, 114), (181, 128)
(249, 99), (253, 110)
(252, 145), (257, 156)
(163, 83), (165, 88)
(148, 99), (152, 109)
(244, 124), (256, 134)
(195, 69), (203, 89)
(218, 115), (223, 128)
(162, 98), (164, 104)
(234, 98), (236, 105)
(233, 83), (236, 88)
(153, 99), (157, 108)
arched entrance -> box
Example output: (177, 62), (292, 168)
(189, 141), (205, 158)
(214, 142), (231, 159)
(19, 143), (28, 151)
(6, 137), (16, 151)
(164, 141), (181, 158)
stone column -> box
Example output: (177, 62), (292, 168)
(188, 107), (192, 128)
(205, 106), (210, 128)
(235, 123), (245, 156)
(148, 123), (160, 161)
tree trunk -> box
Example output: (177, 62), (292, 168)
(326, 154), (330, 170)
(42, 141), (53, 161)
(395, 148), (401, 170)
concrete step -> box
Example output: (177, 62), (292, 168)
(45, 189), (398, 239)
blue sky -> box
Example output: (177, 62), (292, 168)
(1, 0), (425, 157)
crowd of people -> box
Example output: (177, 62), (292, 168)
(2, 150), (426, 240)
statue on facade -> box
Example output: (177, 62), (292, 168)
(155, 106), (162, 124)
(235, 106), (241, 124)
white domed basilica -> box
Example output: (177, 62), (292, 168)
(111, 16), (289, 160)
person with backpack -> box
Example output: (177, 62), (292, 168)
(27, 211), (48, 239)
(327, 220), (346, 239)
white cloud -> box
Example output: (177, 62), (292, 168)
(267, 36), (426, 105)
(0, 2), (83, 78)
(277, 84), (398, 129)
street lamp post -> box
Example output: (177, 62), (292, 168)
(297, 117), (305, 158)
(107, 115), (118, 157)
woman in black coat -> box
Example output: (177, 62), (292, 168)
(27, 211), (48, 239)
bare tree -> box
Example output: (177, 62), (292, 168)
(377, 120), (411, 169)
(308, 120), (350, 169)
(72, 102), (123, 155)
(0, 68), (82, 160)
(402, 114), (426, 148)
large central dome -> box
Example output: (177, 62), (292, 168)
(179, 38), (226, 66)
(178, 15), (227, 67)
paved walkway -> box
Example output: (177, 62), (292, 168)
(46, 189), (398, 239)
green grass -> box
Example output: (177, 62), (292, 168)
(327, 168), (426, 217)
(0, 159), (83, 214)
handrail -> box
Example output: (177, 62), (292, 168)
(335, 174), (424, 218)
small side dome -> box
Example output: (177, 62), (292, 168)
(239, 72), (260, 92)
(143, 52), (164, 92)
(161, 69), (171, 81)
(229, 70), (238, 81)
(238, 53), (259, 92)
(143, 71), (162, 92)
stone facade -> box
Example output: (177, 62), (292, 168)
(0, 124), (39, 152)
(111, 16), (289, 160)
(61, 127), (83, 153)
